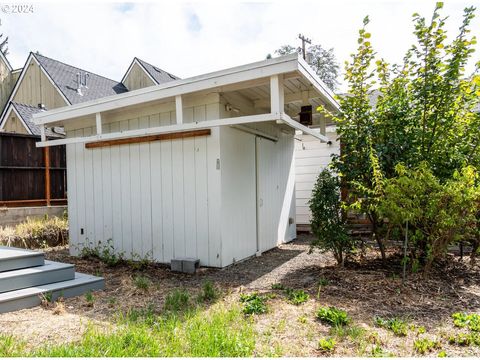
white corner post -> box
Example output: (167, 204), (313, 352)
(270, 74), (284, 117)
(175, 95), (183, 125)
(40, 126), (46, 142)
(95, 112), (102, 135)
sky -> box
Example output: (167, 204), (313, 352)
(1, 0), (479, 91)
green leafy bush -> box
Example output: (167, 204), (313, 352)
(380, 164), (480, 270)
(318, 337), (336, 353)
(239, 293), (268, 315)
(316, 306), (350, 326)
(374, 316), (408, 336)
(0, 215), (68, 248)
(309, 169), (355, 266)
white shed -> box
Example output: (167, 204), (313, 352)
(33, 54), (339, 268)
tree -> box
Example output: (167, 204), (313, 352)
(0, 23), (8, 55)
(319, 3), (480, 263)
(309, 169), (354, 266)
(273, 43), (339, 90)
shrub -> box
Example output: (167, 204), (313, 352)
(80, 239), (125, 267)
(285, 289), (309, 305)
(239, 293), (268, 315)
(0, 215), (68, 248)
(309, 169), (355, 266)
(316, 306), (350, 326)
(374, 316), (408, 336)
(380, 164), (480, 270)
(164, 289), (190, 312)
(318, 337), (336, 353)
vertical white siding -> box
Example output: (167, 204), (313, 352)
(67, 103), (223, 267)
(219, 127), (257, 266)
(294, 130), (340, 225)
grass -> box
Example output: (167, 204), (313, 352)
(198, 280), (219, 303)
(133, 275), (151, 290)
(240, 293), (268, 315)
(85, 291), (94, 306)
(316, 306), (350, 326)
(1, 303), (255, 357)
(374, 316), (409, 336)
(0, 215), (68, 248)
(164, 289), (191, 312)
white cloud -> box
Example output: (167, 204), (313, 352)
(2, 1), (479, 91)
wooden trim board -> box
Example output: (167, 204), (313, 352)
(85, 129), (211, 149)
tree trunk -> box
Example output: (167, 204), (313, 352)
(370, 212), (386, 261)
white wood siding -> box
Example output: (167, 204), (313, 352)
(294, 129), (340, 225)
(66, 102), (222, 267)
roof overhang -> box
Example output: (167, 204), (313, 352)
(34, 54), (339, 146)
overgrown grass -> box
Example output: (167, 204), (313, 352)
(198, 280), (219, 303)
(0, 215), (68, 248)
(164, 289), (191, 312)
(0, 303), (256, 357)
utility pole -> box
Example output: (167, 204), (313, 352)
(298, 33), (311, 60)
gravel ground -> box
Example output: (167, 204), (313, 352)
(1, 233), (480, 356)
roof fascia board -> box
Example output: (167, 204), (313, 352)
(36, 113), (279, 147)
(297, 56), (340, 111)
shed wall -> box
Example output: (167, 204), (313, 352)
(66, 101), (223, 267)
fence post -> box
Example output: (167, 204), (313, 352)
(44, 146), (51, 206)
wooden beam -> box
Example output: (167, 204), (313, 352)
(96, 112), (102, 135)
(40, 126), (46, 142)
(44, 146), (51, 206)
(85, 129), (211, 149)
(175, 95), (183, 124)
(0, 199), (67, 208)
(270, 74), (284, 115)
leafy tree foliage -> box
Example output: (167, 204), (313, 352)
(273, 43), (339, 90)
(309, 169), (353, 266)
(318, 3), (480, 266)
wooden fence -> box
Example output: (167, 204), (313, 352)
(0, 133), (67, 207)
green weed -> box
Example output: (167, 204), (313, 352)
(318, 337), (336, 353)
(452, 312), (480, 332)
(198, 280), (219, 303)
(271, 283), (285, 290)
(164, 289), (190, 312)
(316, 306), (350, 326)
(285, 289), (309, 305)
(374, 316), (408, 336)
(133, 275), (151, 290)
(413, 338), (441, 354)
(240, 293), (268, 315)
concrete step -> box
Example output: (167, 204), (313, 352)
(0, 246), (44, 272)
(0, 260), (74, 294)
(0, 272), (105, 314)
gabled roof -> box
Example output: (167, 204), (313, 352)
(121, 57), (179, 86)
(33, 53), (128, 105)
(2, 102), (64, 138)
(0, 50), (13, 72)
(136, 58), (179, 84)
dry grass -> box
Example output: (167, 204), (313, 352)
(1, 234), (480, 356)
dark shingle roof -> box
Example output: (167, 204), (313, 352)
(136, 58), (179, 84)
(33, 53), (128, 105)
(11, 102), (64, 137)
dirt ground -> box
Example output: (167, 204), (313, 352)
(1, 233), (480, 356)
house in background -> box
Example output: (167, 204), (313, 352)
(34, 54), (339, 268)
(122, 57), (179, 91)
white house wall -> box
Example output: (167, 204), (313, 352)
(294, 130), (340, 225)
(66, 101), (223, 267)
